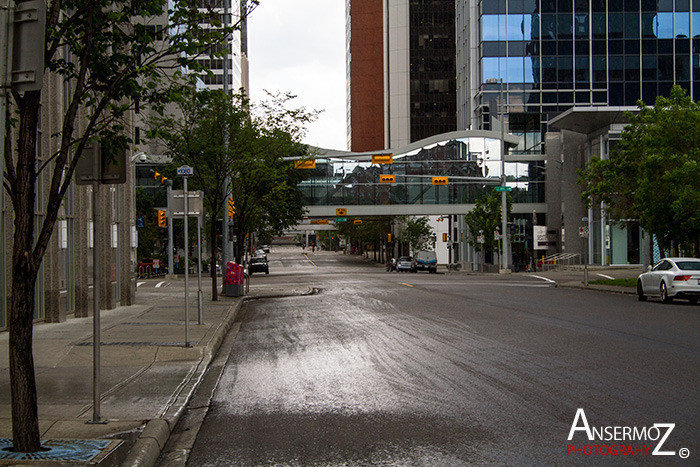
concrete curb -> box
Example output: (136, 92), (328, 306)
(120, 298), (244, 467)
(558, 281), (636, 295)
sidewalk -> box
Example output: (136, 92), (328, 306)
(0, 282), (312, 466)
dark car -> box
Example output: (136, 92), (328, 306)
(260, 245), (271, 253)
(248, 257), (269, 275)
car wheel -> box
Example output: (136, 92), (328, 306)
(660, 282), (673, 303)
(265, 270), (269, 275)
(637, 281), (647, 301)
(689, 297), (698, 305)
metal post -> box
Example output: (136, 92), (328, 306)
(584, 264), (589, 287)
(183, 176), (190, 347)
(167, 180), (174, 277)
(89, 183), (106, 424)
(499, 79), (508, 271)
(197, 214), (203, 325)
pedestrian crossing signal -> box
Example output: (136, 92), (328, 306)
(158, 210), (166, 227)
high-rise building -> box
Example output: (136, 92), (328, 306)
(457, 0), (698, 265)
(347, 0), (456, 151)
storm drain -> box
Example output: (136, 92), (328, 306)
(0, 438), (117, 462)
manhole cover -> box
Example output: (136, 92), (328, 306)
(0, 439), (115, 462)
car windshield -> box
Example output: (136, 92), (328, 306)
(399, 257), (412, 261)
(676, 261), (700, 271)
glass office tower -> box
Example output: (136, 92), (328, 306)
(458, 0), (699, 137)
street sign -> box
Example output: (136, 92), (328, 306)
(495, 186), (512, 192)
(136, 216), (145, 228)
(169, 190), (204, 217)
(354, 219), (363, 225)
(176, 165), (193, 176)
(294, 160), (316, 169)
(477, 234), (485, 244)
(335, 217), (347, 222)
(336, 208), (347, 216)
(372, 154), (393, 164)
(310, 219), (329, 225)
(432, 176), (449, 185)
(578, 226), (589, 238)
(379, 174), (396, 183)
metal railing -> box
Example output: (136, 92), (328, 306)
(537, 253), (582, 271)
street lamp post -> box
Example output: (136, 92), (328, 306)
(486, 77), (509, 271)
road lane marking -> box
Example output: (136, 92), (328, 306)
(303, 254), (317, 267)
(137, 282), (145, 287)
(398, 282), (414, 287)
(155, 281), (167, 288)
(597, 273), (615, 280)
(528, 275), (556, 284)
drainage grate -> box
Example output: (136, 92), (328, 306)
(75, 341), (187, 347)
(0, 439), (113, 462)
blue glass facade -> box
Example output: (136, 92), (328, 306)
(477, 0), (699, 121)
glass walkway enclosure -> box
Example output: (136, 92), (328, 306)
(296, 130), (546, 217)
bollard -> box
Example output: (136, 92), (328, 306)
(584, 264), (588, 286)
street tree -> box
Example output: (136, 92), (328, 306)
(578, 85), (700, 256)
(3, 0), (256, 452)
(150, 90), (315, 292)
(396, 216), (433, 254)
(464, 191), (511, 256)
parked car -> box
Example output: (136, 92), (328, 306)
(396, 256), (415, 272)
(637, 257), (700, 304)
(260, 245), (271, 253)
(248, 257), (269, 275)
(412, 250), (437, 273)
(254, 249), (268, 261)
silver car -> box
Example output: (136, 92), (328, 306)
(396, 256), (415, 272)
(637, 257), (700, 304)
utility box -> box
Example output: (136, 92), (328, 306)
(224, 261), (244, 297)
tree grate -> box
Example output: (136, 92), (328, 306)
(0, 438), (114, 461)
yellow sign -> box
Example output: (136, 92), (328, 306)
(379, 174), (396, 183)
(311, 219), (329, 225)
(336, 208), (347, 216)
(294, 160), (316, 169)
(372, 154), (393, 164)
(432, 176), (449, 185)
(228, 198), (235, 219)
(157, 210), (166, 227)
(354, 219), (363, 225)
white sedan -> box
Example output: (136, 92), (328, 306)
(637, 257), (700, 304)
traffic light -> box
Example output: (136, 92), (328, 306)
(500, 206), (503, 223)
(228, 198), (235, 219)
(158, 210), (166, 227)
(387, 233), (391, 242)
(150, 170), (167, 185)
(442, 233), (448, 242)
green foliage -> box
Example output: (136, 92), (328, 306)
(464, 191), (511, 253)
(336, 219), (392, 246)
(578, 86), (700, 254)
(396, 216), (433, 254)
(149, 89), (316, 263)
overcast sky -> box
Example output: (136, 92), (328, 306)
(247, 0), (347, 151)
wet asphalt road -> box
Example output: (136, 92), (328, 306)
(187, 246), (699, 466)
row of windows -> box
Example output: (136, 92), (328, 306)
(482, 0), (700, 14)
(482, 12), (700, 42)
(483, 37), (700, 57)
(199, 74), (234, 85)
(482, 54), (699, 83)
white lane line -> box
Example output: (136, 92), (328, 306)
(155, 281), (167, 288)
(137, 282), (145, 287)
(596, 273), (615, 280)
(528, 275), (556, 284)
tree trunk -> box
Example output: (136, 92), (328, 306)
(8, 90), (42, 452)
(209, 221), (218, 301)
